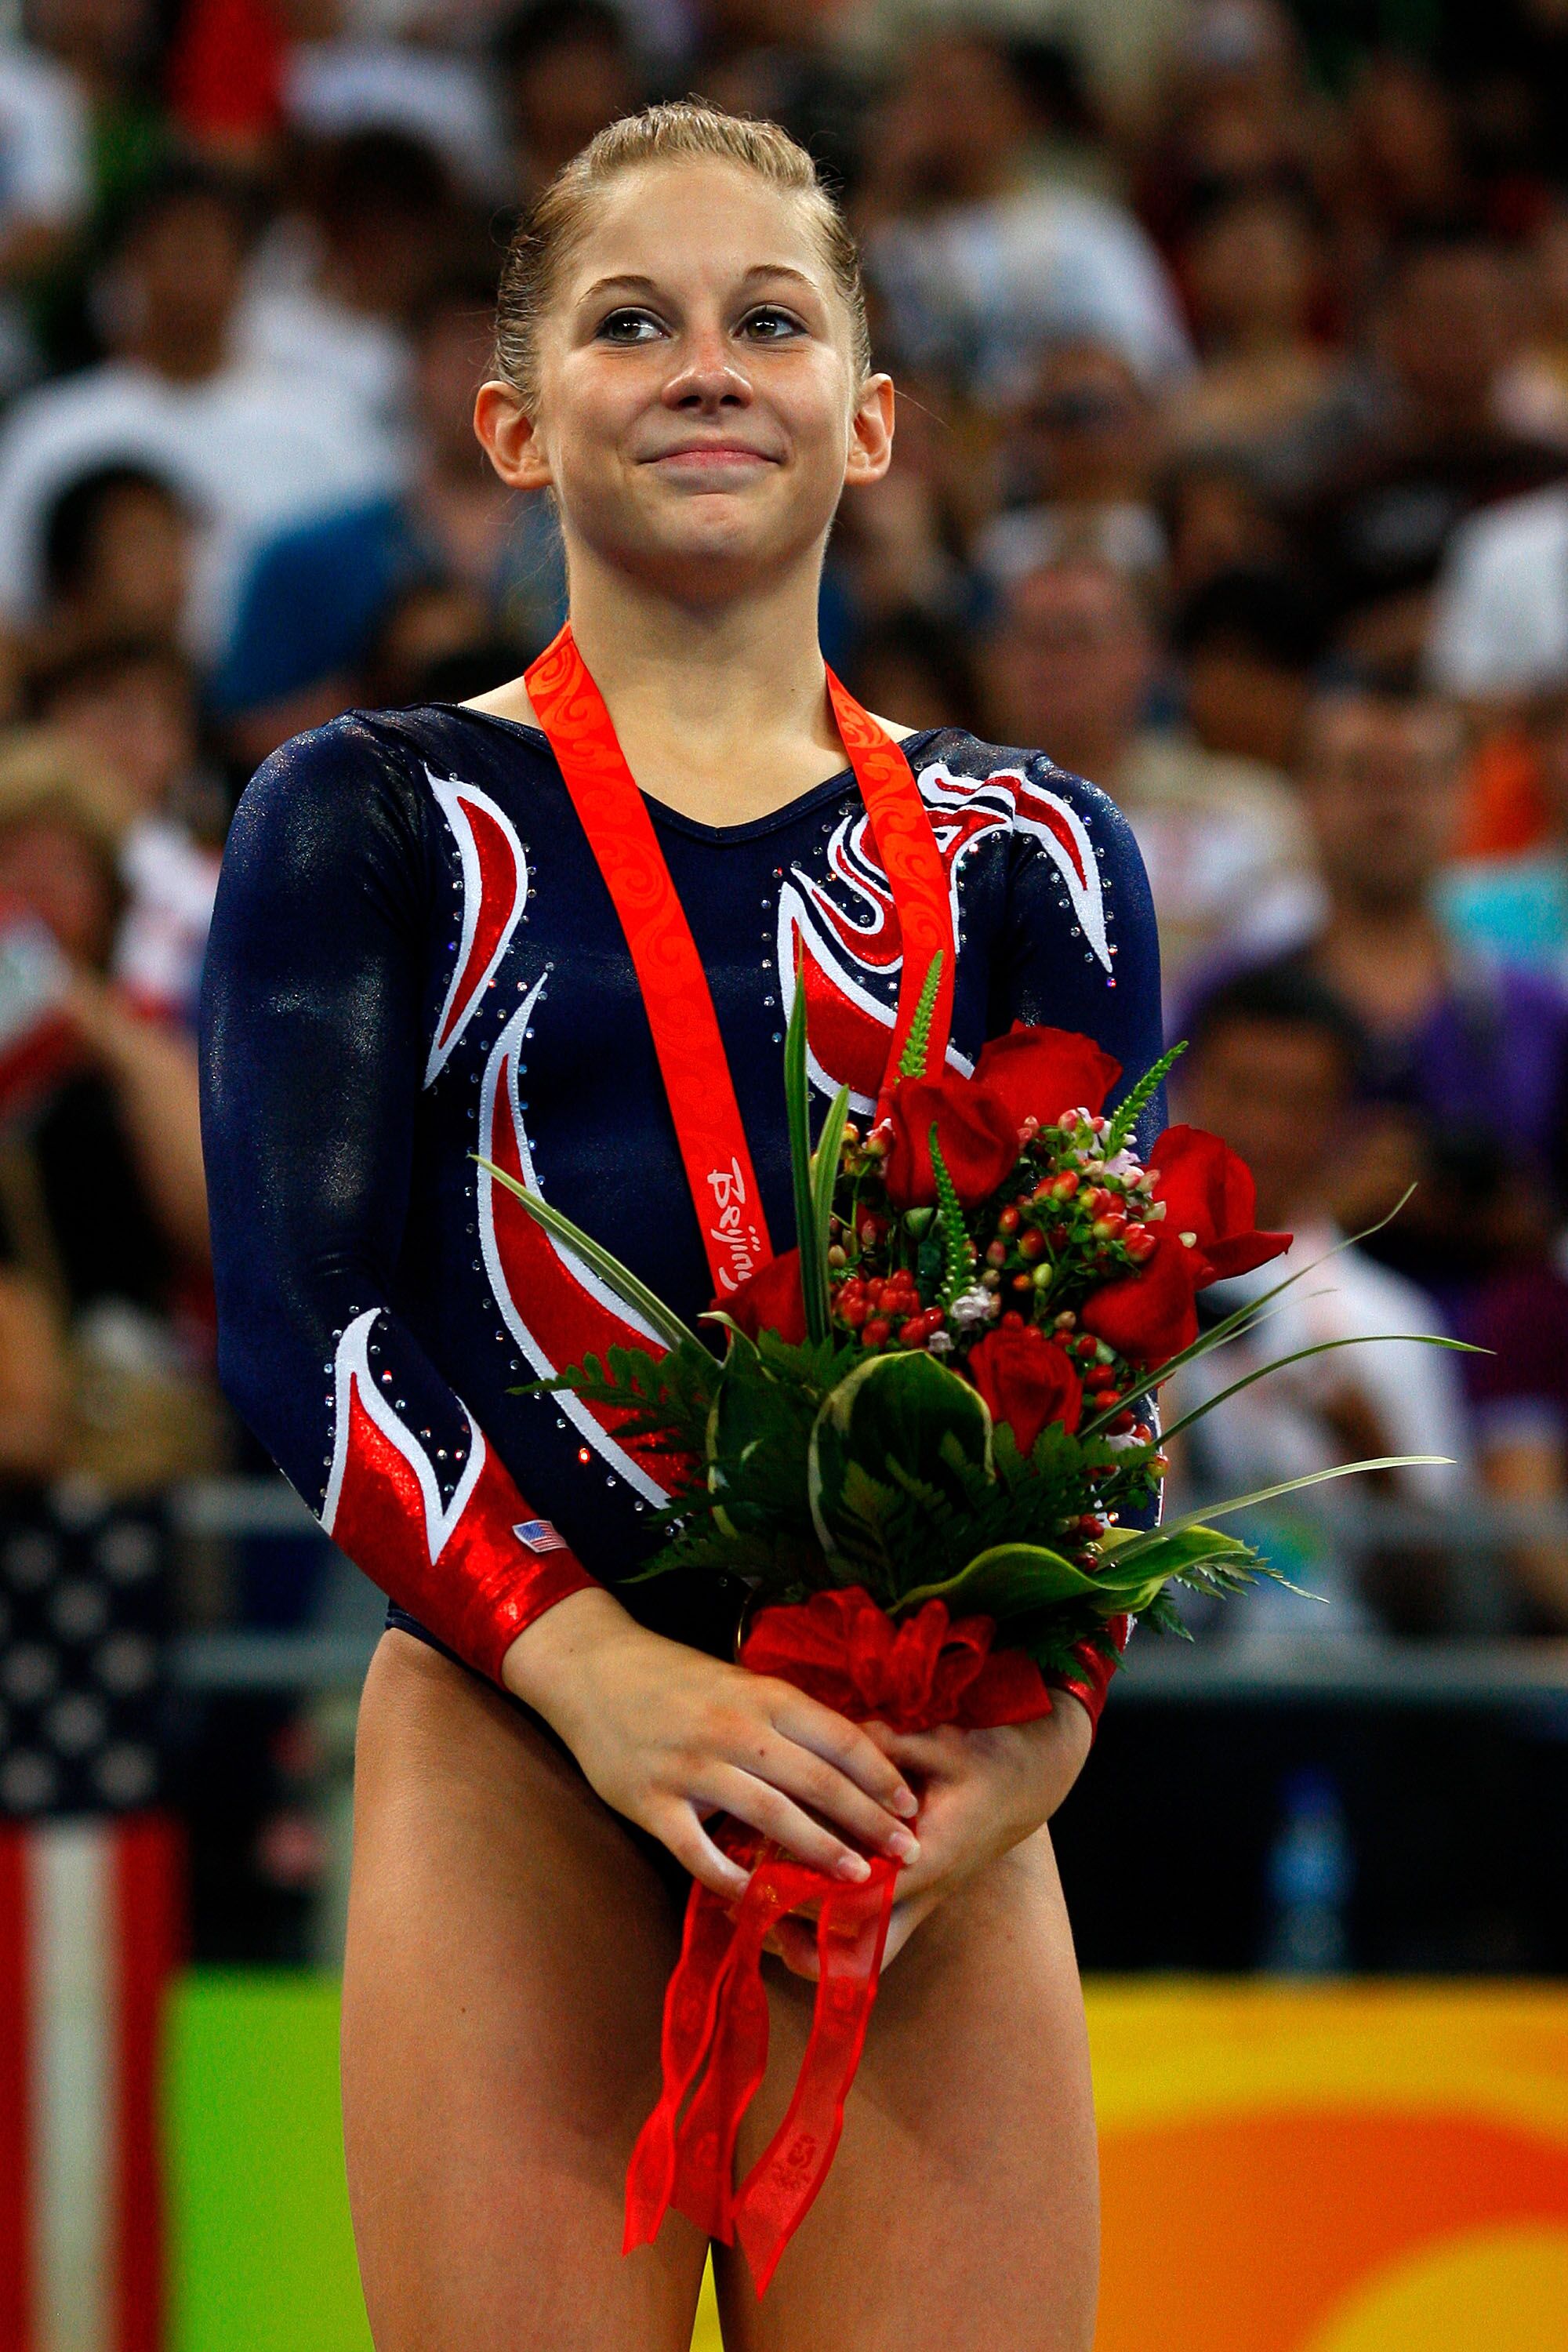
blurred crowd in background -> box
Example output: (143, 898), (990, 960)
(3, 0), (1568, 1969)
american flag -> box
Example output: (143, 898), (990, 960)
(0, 1505), (184, 2352)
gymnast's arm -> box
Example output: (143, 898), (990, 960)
(199, 724), (600, 1680)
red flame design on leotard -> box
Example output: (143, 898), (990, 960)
(321, 1308), (593, 1678)
(477, 985), (678, 1503)
(424, 771), (529, 1087)
(779, 762), (1110, 1111)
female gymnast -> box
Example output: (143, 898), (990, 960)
(199, 103), (1162, 2351)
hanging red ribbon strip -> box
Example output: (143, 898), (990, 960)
(524, 626), (956, 1298)
(622, 1588), (1057, 2292)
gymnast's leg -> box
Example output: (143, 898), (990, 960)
(340, 1630), (709, 2352)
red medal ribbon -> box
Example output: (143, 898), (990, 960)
(524, 626), (955, 1298)
(622, 1588), (1058, 2292)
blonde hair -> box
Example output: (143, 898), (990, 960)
(493, 101), (872, 412)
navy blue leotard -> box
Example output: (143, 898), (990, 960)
(198, 705), (1163, 1683)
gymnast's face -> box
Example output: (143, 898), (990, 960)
(477, 161), (894, 601)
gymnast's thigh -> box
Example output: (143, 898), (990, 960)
(713, 1824), (1099, 2352)
(340, 1630), (709, 2352)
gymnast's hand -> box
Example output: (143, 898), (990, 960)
(500, 1588), (921, 1900)
(767, 1699), (1094, 1977)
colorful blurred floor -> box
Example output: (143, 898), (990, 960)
(166, 1977), (1568, 2349)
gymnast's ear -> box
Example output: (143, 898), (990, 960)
(475, 381), (553, 494)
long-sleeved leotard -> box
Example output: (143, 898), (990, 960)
(199, 706), (1163, 1708)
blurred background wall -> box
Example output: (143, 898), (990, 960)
(3, 0), (1568, 2339)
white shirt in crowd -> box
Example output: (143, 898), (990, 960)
(282, 40), (511, 200)
(112, 817), (220, 1029)
(0, 355), (402, 655)
(1427, 482), (1568, 699)
(1171, 1221), (1469, 1642)
(237, 220), (413, 453)
(866, 185), (1194, 401)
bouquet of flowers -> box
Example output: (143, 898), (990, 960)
(480, 956), (1453, 2289)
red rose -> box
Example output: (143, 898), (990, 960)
(966, 1323), (1083, 1455)
(1149, 1125), (1291, 1282)
(1079, 1227), (1203, 1366)
(720, 1247), (807, 1344)
(973, 1025), (1123, 1128)
(882, 1074), (1021, 1209)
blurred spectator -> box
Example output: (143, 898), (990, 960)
(28, 633), (220, 1022)
(1167, 185), (1353, 494)
(1461, 1234), (1568, 1631)
(1441, 686), (1568, 981)
(283, 5), (510, 199)
(978, 340), (1166, 589)
(1187, 681), (1568, 1305)
(363, 575), (496, 707)
(1299, 226), (1566, 666)
(1138, 0), (1330, 256)
(238, 129), (459, 441)
(1170, 963), (1468, 1641)
(0, 730), (225, 1490)
(1171, 564), (1324, 771)
(0, 162), (397, 658)
(40, 460), (191, 645)
(0, 29), (90, 392)
(859, 30), (1192, 401)
(840, 608), (982, 736)
(1159, 447), (1294, 601)
(829, 368), (981, 655)
(26, 0), (173, 370)
(980, 555), (1314, 981)
(1330, 52), (1472, 278)
(497, 0), (643, 201)
(215, 270), (558, 763)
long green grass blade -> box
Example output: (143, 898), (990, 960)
(810, 1082), (851, 1313)
(1109, 1455), (1453, 1563)
(474, 1156), (698, 1351)
(1154, 1330), (1482, 1447)
(784, 978), (829, 1344)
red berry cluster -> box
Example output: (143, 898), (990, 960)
(833, 1269), (944, 1349)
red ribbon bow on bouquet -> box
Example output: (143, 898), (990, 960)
(622, 1588), (1054, 2292)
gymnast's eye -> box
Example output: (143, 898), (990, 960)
(741, 307), (806, 342)
(597, 308), (665, 344)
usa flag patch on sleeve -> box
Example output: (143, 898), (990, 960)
(513, 1518), (568, 1553)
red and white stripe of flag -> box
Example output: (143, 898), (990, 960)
(0, 1817), (183, 2352)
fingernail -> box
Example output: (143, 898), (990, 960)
(891, 1787), (919, 1819)
(837, 1852), (872, 1882)
(887, 1829), (920, 1864)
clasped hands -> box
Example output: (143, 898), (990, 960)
(504, 1588), (1094, 1976)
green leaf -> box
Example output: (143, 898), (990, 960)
(898, 950), (946, 1080)
(474, 1158), (697, 1351)
(807, 1348), (993, 1563)
(783, 977), (829, 1346)
(895, 1541), (1102, 1617)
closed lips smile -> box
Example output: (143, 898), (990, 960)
(647, 443), (779, 466)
